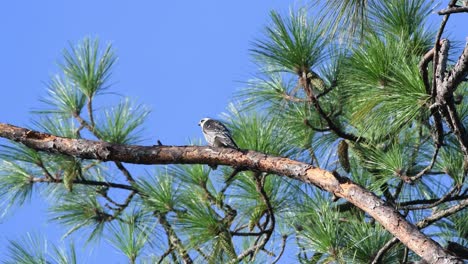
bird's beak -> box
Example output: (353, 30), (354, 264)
(198, 123), (201, 126)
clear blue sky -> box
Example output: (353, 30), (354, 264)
(0, 1), (466, 263)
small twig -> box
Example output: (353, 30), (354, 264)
(316, 80), (337, 99)
(194, 247), (209, 261)
(271, 235), (288, 264)
(87, 99), (95, 128)
(101, 192), (125, 208)
(446, 101), (468, 155)
(419, 47), (435, 94)
(37, 159), (55, 180)
(399, 144), (440, 183)
(303, 119), (330, 132)
(398, 194), (468, 207)
(231, 231), (268, 237)
(402, 246), (409, 264)
(114, 161), (135, 183)
(200, 181), (237, 222)
(72, 112), (98, 136)
(222, 167), (245, 188)
(110, 191), (137, 219)
(232, 172), (276, 263)
(158, 246), (175, 264)
(416, 198), (468, 228)
(31, 177), (135, 191)
(402, 185), (460, 210)
(280, 93), (310, 103)
(393, 180), (405, 202)
(157, 213), (193, 264)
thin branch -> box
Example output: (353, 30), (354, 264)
(371, 237), (399, 264)
(37, 158), (56, 180)
(72, 112), (97, 136)
(398, 194), (468, 207)
(87, 99), (95, 128)
(400, 144), (440, 183)
(315, 80), (337, 99)
(303, 119), (330, 132)
(101, 192), (124, 208)
(200, 181), (237, 222)
(158, 245), (175, 264)
(31, 177), (135, 191)
(110, 191), (137, 218)
(419, 47), (435, 94)
(222, 167), (246, 190)
(114, 161), (135, 183)
(233, 173), (276, 263)
(416, 198), (468, 228)
(271, 235), (288, 264)
(445, 100), (468, 155)
(280, 93), (310, 103)
(231, 231), (267, 236)
(438, 6), (468, 15)
(157, 213), (193, 264)
(402, 185), (460, 210)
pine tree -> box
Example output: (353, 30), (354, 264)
(1, 1), (468, 263)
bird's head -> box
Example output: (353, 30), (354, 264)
(198, 117), (210, 127)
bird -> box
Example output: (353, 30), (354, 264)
(198, 118), (239, 149)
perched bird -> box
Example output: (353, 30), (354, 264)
(198, 118), (239, 149)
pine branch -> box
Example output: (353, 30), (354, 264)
(0, 122), (461, 263)
(157, 213), (193, 264)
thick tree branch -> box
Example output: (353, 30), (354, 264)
(0, 122), (461, 263)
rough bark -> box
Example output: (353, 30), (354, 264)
(0, 122), (461, 263)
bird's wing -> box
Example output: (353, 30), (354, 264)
(204, 119), (238, 149)
(215, 133), (238, 149)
